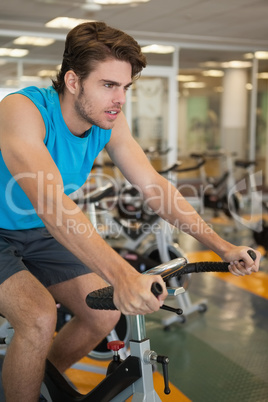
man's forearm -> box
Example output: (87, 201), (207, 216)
(39, 192), (137, 286)
(168, 203), (232, 259)
(144, 177), (232, 259)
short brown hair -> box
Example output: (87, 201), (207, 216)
(52, 21), (147, 94)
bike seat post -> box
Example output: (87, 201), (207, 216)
(121, 314), (163, 402)
(129, 315), (146, 341)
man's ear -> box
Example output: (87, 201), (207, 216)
(64, 70), (79, 94)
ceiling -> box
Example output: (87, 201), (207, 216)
(1, 0), (268, 87)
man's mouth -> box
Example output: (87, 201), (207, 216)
(105, 109), (121, 119)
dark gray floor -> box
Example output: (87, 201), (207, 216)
(145, 225), (268, 402)
(146, 268), (268, 401)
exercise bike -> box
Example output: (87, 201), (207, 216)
(66, 168), (208, 362)
(41, 249), (256, 402)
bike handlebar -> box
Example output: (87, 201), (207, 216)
(157, 158), (206, 175)
(85, 259), (229, 310)
(86, 250), (256, 311)
(86, 258), (240, 311)
(175, 158), (206, 173)
(72, 183), (114, 205)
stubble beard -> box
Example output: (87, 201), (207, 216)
(74, 85), (113, 130)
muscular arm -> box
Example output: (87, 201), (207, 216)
(106, 112), (260, 275)
(0, 95), (167, 315)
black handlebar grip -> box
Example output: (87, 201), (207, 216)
(151, 282), (163, 297)
(86, 286), (116, 310)
(186, 261), (230, 274)
(86, 282), (163, 311)
(179, 249), (257, 276)
(238, 249), (256, 264)
(247, 250), (256, 261)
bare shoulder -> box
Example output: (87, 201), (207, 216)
(0, 93), (49, 180)
(0, 93), (63, 194)
(0, 94), (46, 148)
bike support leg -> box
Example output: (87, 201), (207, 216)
(131, 339), (162, 402)
(110, 339), (161, 402)
(111, 313), (162, 402)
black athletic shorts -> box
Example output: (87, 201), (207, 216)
(0, 227), (91, 287)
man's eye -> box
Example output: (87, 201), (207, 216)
(105, 83), (113, 88)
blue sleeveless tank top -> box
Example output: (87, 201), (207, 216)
(0, 86), (112, 230)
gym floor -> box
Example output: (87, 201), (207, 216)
(65, 222), (268, 402)
(0, 221), (267, 401)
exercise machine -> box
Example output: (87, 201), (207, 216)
(42, 253), (257, 402)
(75, 168), (208, 330)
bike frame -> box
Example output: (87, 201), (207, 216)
(41, 258), (188, 402)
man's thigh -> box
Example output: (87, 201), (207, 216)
(0, 270), (55, 327)
(47, 272), (108, 317)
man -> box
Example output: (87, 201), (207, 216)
(0, 21), (260, 401)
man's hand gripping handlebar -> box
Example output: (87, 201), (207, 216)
(86, 250), (256, 313)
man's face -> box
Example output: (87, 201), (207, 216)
(74, 58), (133, 130)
